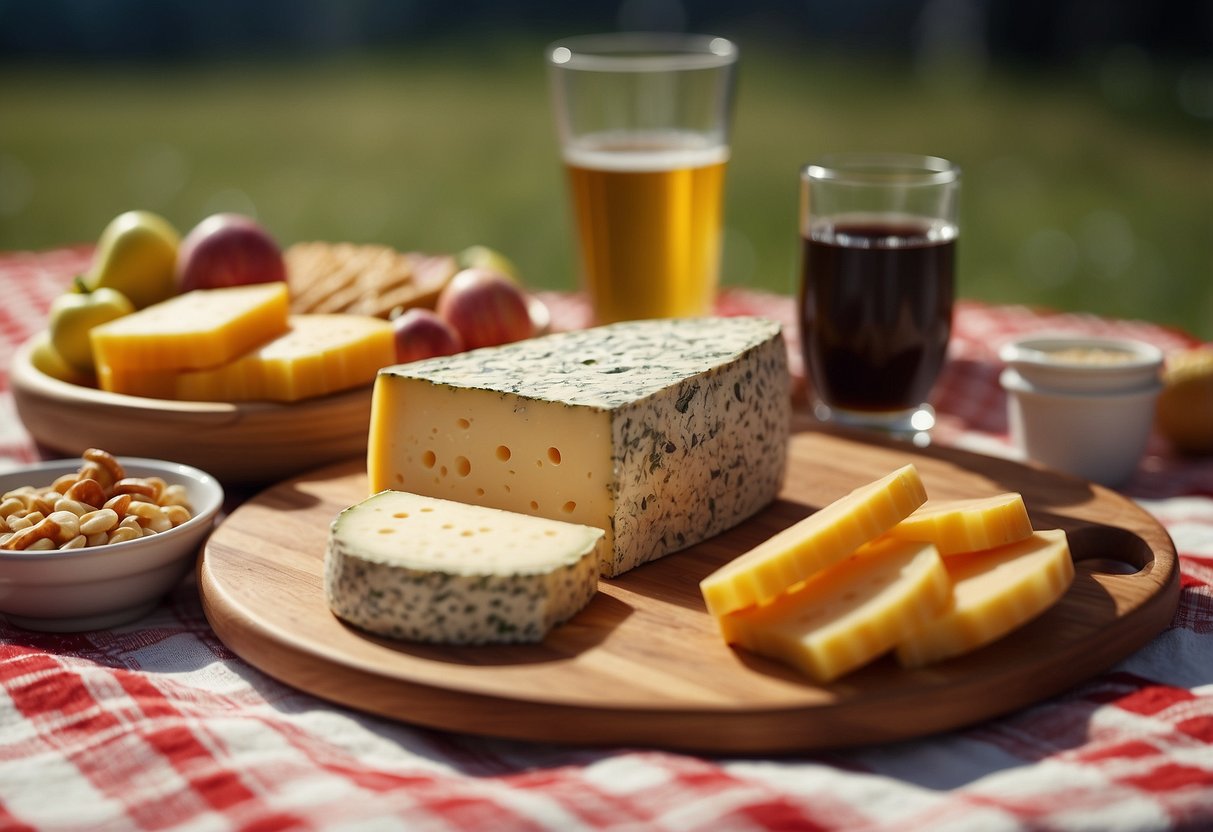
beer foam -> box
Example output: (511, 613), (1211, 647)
(564, 133), (729, 172)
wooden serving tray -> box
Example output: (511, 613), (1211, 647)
(199, 429), (1179, 753)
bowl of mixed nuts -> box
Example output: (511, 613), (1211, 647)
(0, 448), (224, 632)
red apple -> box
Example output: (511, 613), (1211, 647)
(176, 213), (287, 293)
(392, 308), (464, 363)
(436, 268), (533, 350)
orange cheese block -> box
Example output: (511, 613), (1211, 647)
(895, 529), (1075, 668)
(719, 537), (951, 683)
(887, 493), (1034, 555)
(98, 314), (394, 402)
(91, 282), (290, 373)
(700, 465), (927, 618)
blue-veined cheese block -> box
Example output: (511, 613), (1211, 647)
(368, 316), (790, 577)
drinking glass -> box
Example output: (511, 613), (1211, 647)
(547, 33), (738, 324)
(798, 153), (961, 440)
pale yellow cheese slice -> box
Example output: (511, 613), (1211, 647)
(886, 493), (1034, 555)
(91, 282), (290, 372)
(895, 528), (1075, 668)
(700, 465), (927, 618)
(719, 537), (951, 683)
(98, 314), (394, 402)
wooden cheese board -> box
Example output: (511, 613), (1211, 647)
(198, 428), (1179, 753)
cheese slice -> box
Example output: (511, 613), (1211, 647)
(895, 528), (1075, 668)
(98, 314), (394, 401)
(367, 317), (790, 577)
(91, 282), (290, 372)
(700, 465), (927, 618)
(719, 537), (950, 683)
(887, 493), (1034, 555)
(324, 490), (604, 644)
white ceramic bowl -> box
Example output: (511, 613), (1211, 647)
(998, 334), (1164, 394)
(0, 457), (224, 632)
(1001, 368), (1161, 486)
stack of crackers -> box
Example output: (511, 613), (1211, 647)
(285, 242), (458, 319)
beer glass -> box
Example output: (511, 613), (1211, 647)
(798, 154), (960, 439)
(547, 34), (738, 324)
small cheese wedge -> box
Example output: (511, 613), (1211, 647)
(700, 465), (927, 618)
(91, 282), (290, 372)
(98, 314), (394, 401)
(324, 490), (604, 644)
(895, 528), (1075, 668)
(719, 537), (951, 683)
(887, 493), (1034, 555)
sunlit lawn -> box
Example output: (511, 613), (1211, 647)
(1, 36), (1209, 337)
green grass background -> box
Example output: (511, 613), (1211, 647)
(1, 36), (1209, 337)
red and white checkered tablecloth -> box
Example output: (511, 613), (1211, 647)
(1, 247), (1211, 831)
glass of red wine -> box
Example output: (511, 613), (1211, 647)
(798, 153), (960, 442)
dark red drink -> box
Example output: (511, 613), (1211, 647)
(799, 218), (955, 413)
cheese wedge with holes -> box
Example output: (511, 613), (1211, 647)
(324, 490), (604, 644)
(887, 493), (1034, 556)
(719, 537), (951, 683)
(700, 465), (927, 618)
(91, 282), (290, 372)
(98, 314), (394, 401)
(368, 317), (790, 577)
(895, 529), (1075, 668)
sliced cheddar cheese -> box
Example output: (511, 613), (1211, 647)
(719, 537), (950, 683)
(895, 528), (1075, 668)
(887, 493), (1034, 555)
(700, 465), (927, 618)
(98, 314), (394, 402)
(91, 282), (290, 373)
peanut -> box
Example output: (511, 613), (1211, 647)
(112, 478), (157, 500)
(66, 478), (106, 508)
(103, 493), (132, 517)
(60, 534), (87, 550)
(83, 448), (125, 484)
(79, 508), (120, 536)
(108, 526), (142, 544)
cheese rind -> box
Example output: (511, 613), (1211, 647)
(91, 283), (290, 372)
(895, 528), (1075, 668)
(699, 465), (927, 618)
(98, 314), (394, 401)
(367, 317), (790, 577)
(887, 493), (1034, 555)
(719, 537), (950, 683)
(324, 490), (604, 644)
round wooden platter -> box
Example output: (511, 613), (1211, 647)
(198, 428), (1179, 754)
(9, 335), (373, 486)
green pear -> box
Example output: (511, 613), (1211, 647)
(84, 210), (180, 309)
(457, 244), (521, 283)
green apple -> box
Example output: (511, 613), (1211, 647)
(457, 244), (521, 283)
(29, 332), (95, 386)
(84, 210), (180, 309)
(48, 278), (135, 374)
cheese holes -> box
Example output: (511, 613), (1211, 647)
(422, 451), (437, 469)
(561, 501), (576, 514)
(392, 512), (409, 519)
(547, 447), (562, 465)
(378, 528), (395, 535)
(496, 445), (512, 462)
(455, 456), (471, 477)
(530, 500), (539, 511)
(456, 418), (471, 429)
(475, 487), (485, 497)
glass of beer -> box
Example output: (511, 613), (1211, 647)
(547, 33), (738, 324)
(798, 154), (961, 440)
